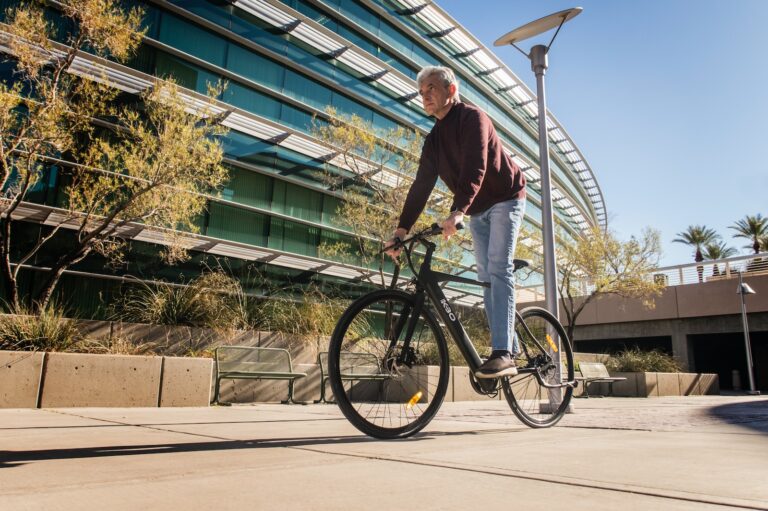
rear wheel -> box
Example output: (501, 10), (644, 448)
(502, 306), (574, 428)
(328, 290), (450, 439)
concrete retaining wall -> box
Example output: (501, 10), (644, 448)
(0, 345), (721, 408)
(0, 350), (212, 408)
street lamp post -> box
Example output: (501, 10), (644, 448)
(737, 273), (760, 395)
(494, 7), (582, 322)
(494, 8), (582, 410)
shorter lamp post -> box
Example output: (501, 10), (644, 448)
(737, 273), (760, 395)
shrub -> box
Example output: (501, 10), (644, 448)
(605, 347), (682, 373)
(252, 285), (347, 339)
(114, 271), (251, 331)
(0, 304), (83, 352)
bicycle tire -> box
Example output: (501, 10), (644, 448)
(502, 306), (574, 428)
(328, 290), (450, 439)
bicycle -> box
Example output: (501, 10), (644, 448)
(328, 223), (576, 439)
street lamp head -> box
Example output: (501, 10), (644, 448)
(738, 282), (756, 295)
(493, 7), (582, 48)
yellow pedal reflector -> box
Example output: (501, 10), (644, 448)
(406, 391), (423, 409)
(546, 334), (559, 352)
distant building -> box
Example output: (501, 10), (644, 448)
(0, 0), (604, 315)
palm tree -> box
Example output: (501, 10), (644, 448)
(673, 225), (720, 263)
(673, 225), (719, 283)
(703, 241), (737, 277)
(730, 214), (767, 254)
(702, 241), (737, 260)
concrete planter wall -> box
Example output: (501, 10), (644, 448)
(0, 350), (213, 408)
(582, 371), (719, 397)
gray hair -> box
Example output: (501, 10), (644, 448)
(416, 66), (459, 98)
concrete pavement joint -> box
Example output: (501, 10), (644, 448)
(290, 443), (767, 510)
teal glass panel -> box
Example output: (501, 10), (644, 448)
(338, 0), (378, 32)
(279, 103), (313, 131)
(220, 167), (272, 209)
(322, 195), (345, 228)
(332, 91), (373, 123)
(283, 69), (332, 110)
(272, 181), (323, 222)
(223, 83), (281, 121)
(155, 51), (219, 93)
(223, 131), (277, 167)
(226, 44), (284, 91)
(319, 229), (361, 266)
(167, 0), (233, 29)
(158, 11), (227, 67)
(206, 202), (269, 246)
(269, 218), (319, 256)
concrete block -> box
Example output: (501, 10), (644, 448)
(656, 372), (680, 396)
(637, 373), (659, 397)
(293, 363), (321, 402)
(259, 332), (317, 365)
(40, 353), (161, 407)
(160, 356), (213, 407)
(452, 366), (478, 401)
(111, 321), (153, 344)
(678, 373), (700, 396)
(148, 325), (191, 354)
(699, 373), (720, 395)
(0, 351), (43, 408)
(220, 329), (259, 348)
(610, 372), (639, 397)
(74, 320), (112, 341)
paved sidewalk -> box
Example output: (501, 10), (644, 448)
(1, 396), (767, 510)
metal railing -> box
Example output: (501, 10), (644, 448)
(651, 252), (768, 287)
(516, 252), (768, 304)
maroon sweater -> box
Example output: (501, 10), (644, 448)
(397, 102), (526, 232)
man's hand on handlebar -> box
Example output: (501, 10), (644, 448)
(384, 227), (408, 261)
(440, 211), (464, 240)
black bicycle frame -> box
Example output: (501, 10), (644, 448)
(393, 233), (563, 388)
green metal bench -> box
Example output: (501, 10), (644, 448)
(214, 346), (307, 405)
(575, 362), (626, 398)
(315, 351), (391, 403)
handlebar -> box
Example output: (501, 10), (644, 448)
(379, 222), (464, 256)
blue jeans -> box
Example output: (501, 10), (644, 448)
(469, 198), (525, 353)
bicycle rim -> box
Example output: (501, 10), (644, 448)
(502, 306), (574, 428)
(328, 290), (449, 439)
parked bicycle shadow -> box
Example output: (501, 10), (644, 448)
(707, 397), (768, 435)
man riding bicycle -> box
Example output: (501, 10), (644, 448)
(385, 66), (526, 379)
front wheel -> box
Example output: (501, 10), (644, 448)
(502, 306), (574, 428)
(328, 290), (450, 439)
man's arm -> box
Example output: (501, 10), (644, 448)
(385, 140), (438, 258)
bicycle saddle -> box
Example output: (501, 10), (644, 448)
(513, 259), (530, 271)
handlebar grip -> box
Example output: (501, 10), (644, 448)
(429, 222), (464, 234)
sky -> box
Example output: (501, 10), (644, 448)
(436, 0), (768, 266)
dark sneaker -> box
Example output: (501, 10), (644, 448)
(475, 350), (518, 379)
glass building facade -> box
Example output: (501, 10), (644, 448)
(0, 0), (605, 316)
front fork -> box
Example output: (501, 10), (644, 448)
(383, 292), (425, 370)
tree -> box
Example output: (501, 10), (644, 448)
(311, 107), (469, 286)
(730, 214), (767, 254)
(703, 241), (737, 276)
(702, 241), (737, 260)
(557, 226), (665, 343)
(672, 224), (719, 283)
(0, 1), (228, 312)
(672, 225), (720, 263)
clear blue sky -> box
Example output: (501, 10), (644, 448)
(436, 0), (768, 266)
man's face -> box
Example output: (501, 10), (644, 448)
(419, 74), (455, 119)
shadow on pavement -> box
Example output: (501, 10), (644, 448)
(708, 398), (768, 434)
(0, 433), (388, 469)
